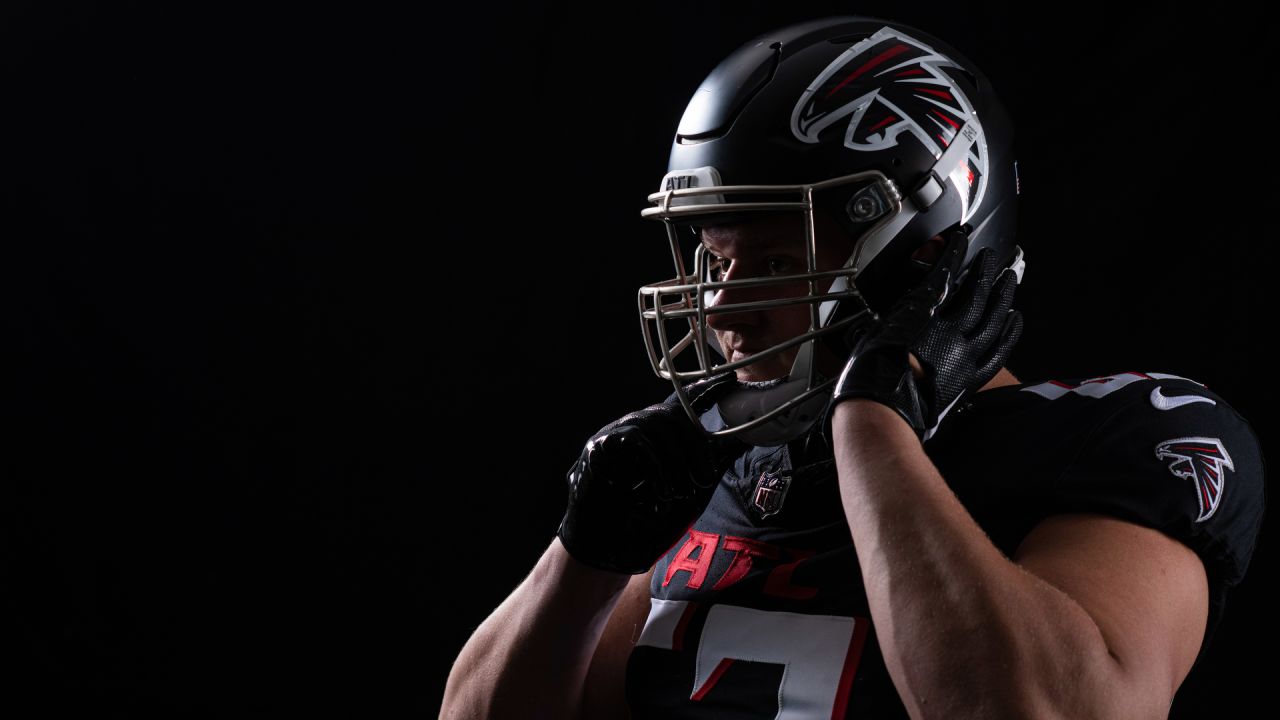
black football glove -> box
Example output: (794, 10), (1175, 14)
(557, 372), (748, 575)
(827, 226), (1023, 444)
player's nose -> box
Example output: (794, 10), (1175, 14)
(705, 266), (766, 332)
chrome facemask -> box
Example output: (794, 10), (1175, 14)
(637, 169), (910, 445)
(637, 111), (983, 446)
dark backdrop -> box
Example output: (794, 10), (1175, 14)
(4, 0), (1274, 715)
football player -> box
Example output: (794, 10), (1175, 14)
(441, 15), (1264, 719)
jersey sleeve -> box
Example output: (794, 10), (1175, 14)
(1051, 380), (1266, 666)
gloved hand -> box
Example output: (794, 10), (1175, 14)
(826, 226), (1023, 443)
(557, 372), (748, 575)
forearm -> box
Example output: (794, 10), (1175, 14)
(831, 400), (1123, 719)
(440, 537), (631, 720)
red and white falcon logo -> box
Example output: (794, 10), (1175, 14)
(789, 25), (988, 225)
(1155, 436), (1234, 523)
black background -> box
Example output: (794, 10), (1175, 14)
(3, 0), (1274, 715)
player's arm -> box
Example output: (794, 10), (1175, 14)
(443, 375), (742, 719)
(833, 385), (1267, 719)
(828, 234), (1263, 717)
(1009, 513), (1208, 717)
(578, 564), (656, 720)
(440, 545), (652, 720)
(439, 537), (632, 720)
(832, 401), (1206, 719)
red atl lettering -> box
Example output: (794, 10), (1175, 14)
(712, 537), (779, 591)
(663, 531), (821, 598)
(663, 530), (719, 589)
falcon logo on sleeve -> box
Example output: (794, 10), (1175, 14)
(1155, 437), (1235, 523)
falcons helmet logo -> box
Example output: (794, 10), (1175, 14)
(1155, 436), (1234, 523)
(789, 26), (988, 225)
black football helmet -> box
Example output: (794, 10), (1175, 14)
(638, 15), (1025, 445)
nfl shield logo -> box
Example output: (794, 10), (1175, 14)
(752, 470), (792, 518)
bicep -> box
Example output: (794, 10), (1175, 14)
(578, 564), (655, 720)
(1013, 513), (1209, 712)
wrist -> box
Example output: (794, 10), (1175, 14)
(552, 535), (638, 590)
(830, 398), (926, 457)
(824, 396), (920, 455)
(833, 397), (915, 431)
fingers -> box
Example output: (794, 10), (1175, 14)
(989, 263), (1019, 318)
(968, 253), (1020, 347)
(908, 352), (924, 379)
(1005, 309), (1024, 351)
(931, 226), (969, 310)
(900, 226), (969, 315)
(943, 244), (1000, 331)
(976, 309), (1024, 383)
(589, 428), (652, 493)
(882, 229), (967, 340)
(682, 370), (739, 415)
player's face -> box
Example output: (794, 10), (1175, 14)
(701, 211), (856, 382)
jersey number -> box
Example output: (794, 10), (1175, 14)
(637, 598), (870, 719)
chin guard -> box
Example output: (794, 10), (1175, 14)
(713, 375), (834, 446)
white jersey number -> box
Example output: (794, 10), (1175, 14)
(637, 598), (868, 719)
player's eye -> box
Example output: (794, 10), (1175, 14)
(706, 255), (795, 281)
(707, 254), (728, 280)
(767, 257), (793, 275)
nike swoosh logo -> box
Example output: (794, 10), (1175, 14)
(1150, 386), (1216, 411)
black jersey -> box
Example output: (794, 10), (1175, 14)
(625, 371), (1265, 719)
